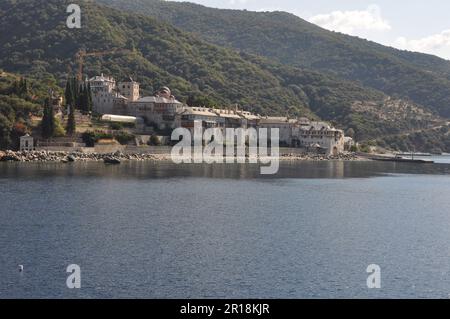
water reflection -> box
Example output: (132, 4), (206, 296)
(1, 158), (450, 298)
(1, 159), (450, 180)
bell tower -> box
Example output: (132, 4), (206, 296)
(118, 77), (140, 101)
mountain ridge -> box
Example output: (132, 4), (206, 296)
(0, 0), (448, 151)
(97, 0), (450, 118)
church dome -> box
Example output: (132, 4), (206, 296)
(160, 86), (171, 96)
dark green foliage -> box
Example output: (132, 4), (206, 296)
(11, 77), (29, 98)
(81, 131), (113, 147)
(65, 79), (74, 108)
(149, 134), (161, 146)
(81, 131), (97, 147)
(379, 126), (450, 153)
(1, 0), (449, 151)
(346, 128), (355, 138)
(82, 130), (133, 146)
(0, 0), (400, 140)
(64, 76), (92, 113)
(0, 0), (314, 117)
(100, 0), (450, 118)
(0, 73), (43, 148)
(81, 83), (93, 113)
(114, 131), (134, 145)
(186, 94), (217, 108)
(0, 0), (361, 120)
(0, 113), (12, 149)
(109, 122), (123, 130)
(41, 98), (55, 138)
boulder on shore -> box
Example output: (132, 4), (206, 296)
(0, 151), (20, 162)
(1, 155), (20, 162)
(103, 157), (121, 164)
(0, 151), (5, 161)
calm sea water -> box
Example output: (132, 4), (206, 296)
(1, 157), (450, 299)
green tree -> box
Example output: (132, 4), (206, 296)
(79, 83), (92, 113)
(11, 78), (28, 98)
(86, 82), (93, 112)
(186, 94), (216, 108)
(64, 77), (74, 109)
(66, 77), (80, 109)
(346, 128), (355, 138)
(41, 98), (55, 138)
(0, 114), (12, 149)
(149, 135), (161, 146)
(53, 118), (66, 137)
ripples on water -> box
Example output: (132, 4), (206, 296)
(1, 158), (450, 299)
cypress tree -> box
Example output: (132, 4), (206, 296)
(41, 98), (55, 139)
(41, 102), (48, 135)
(83, 84), (91, 113)
(65, 78), (74, 109)
(66, 104), (76, 136)
(71, 77), (80, 108)
(87, 82), (93, 113)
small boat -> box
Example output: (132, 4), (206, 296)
(103, 157), (121, 164)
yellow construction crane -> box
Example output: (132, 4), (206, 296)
(75, 49), (132, 81)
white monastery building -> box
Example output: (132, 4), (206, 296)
(89, 74), (346, 155)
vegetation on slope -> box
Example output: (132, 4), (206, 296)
(0, 0), (448, 151)
(0, 71), (55, 149)
(99, 0), (450, 118)
(0, 0), (312, 117)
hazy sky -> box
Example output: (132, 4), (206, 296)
(171, 0), (450, 60)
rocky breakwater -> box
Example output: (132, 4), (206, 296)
(280, 152), (362, 161)
(0, 150), (172, 163)
(0, 150), (363, 163)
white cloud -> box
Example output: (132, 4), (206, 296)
(395, 30), (450, 58)
(228, 0), (249, 5)
(308, 5), (391, 35)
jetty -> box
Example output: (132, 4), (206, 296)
(370, 155), (434, 164)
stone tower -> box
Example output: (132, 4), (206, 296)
(118, 77), (140, 102)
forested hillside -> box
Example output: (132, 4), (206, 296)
(99, 0), (450, 118)
(0, 0), (448, 151)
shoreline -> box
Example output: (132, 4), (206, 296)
(0, 150), (365, 163)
